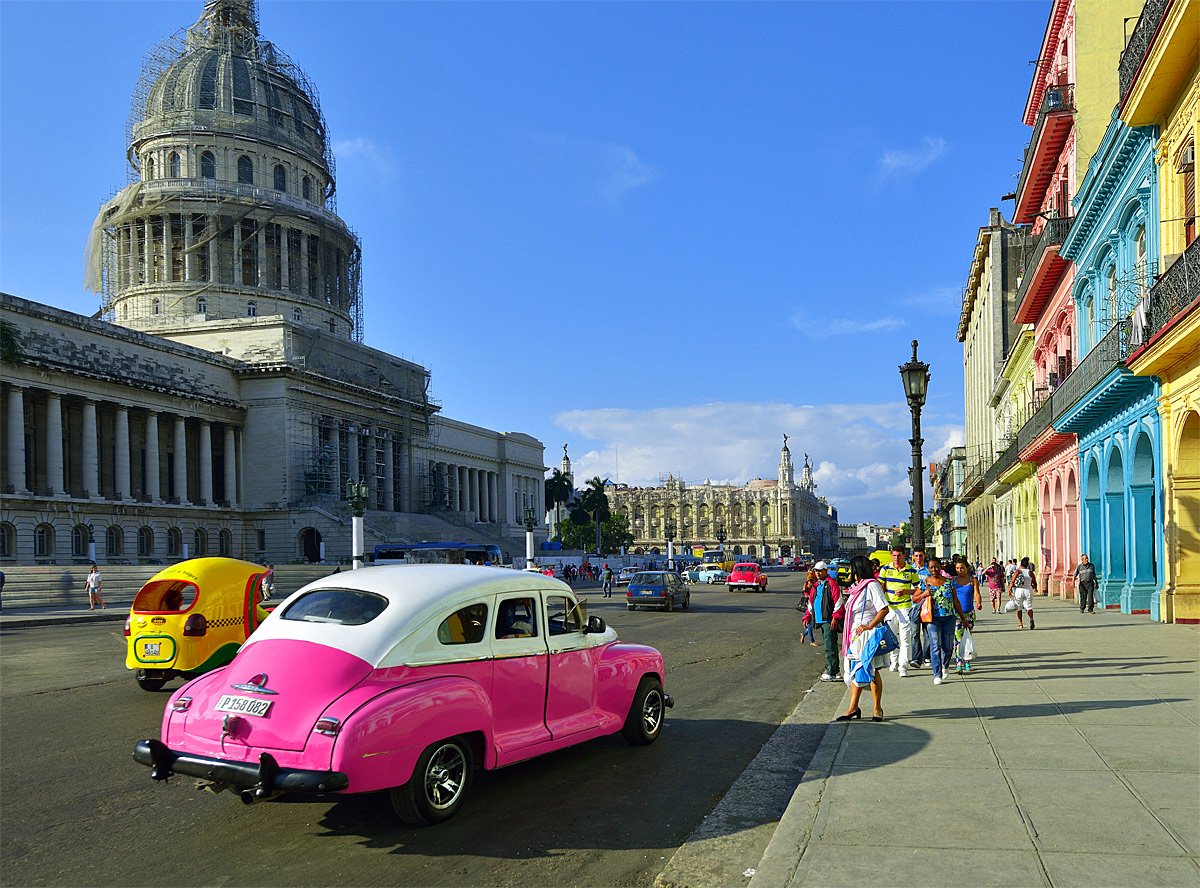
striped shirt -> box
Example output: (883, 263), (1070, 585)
(879, 563), (920, 607)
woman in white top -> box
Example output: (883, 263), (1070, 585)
(1007, 556), (1037, 629)
(85, 563), (106, 610)
(838, 555), (890, 722)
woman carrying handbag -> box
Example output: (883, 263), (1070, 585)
(911, 556), (965, 685)
(836, 555), (891, 723)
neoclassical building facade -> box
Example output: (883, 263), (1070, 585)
(0, 0), (545, 567)
(608, 441), (838, 559)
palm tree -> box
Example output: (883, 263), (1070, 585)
(544, 469), (573, 540)
(573, 476), (611, 555)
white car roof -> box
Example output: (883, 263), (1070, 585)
(245, 565), (574, 666)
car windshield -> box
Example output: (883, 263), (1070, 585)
(280, 588), (388, 626)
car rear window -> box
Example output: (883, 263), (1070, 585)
(734, 564), (756, 571)
(280, 589), (388, 626)
(133, 579), (198, 612)
(632, 573), (665, 585)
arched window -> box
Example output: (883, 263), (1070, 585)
(167, 527), (182, 557)
(152, 298), (161, 315)
(194, 528), (208, 557)
(1106, 265), (1118, 323)
(292, 308), (302, 322)
(145, 156), (155, 180)
(302, 176), (311, 200)
(198, 54), (219, 109)
(237, 155), (254, 185)
(106, 526), (124, 557)
(0, 521), (14, 558)
(34, 523), (55, 558)
(273, 163), (286, 192)
(169, 151), (180, 178)
(72, 524), (89, 557)
(219, 528), (232, 557)
(1134, 226), (1146, 291)
(138, 526), (154, 557)
(232, 58), (254, 116)
(200, 151), (216, 179)
(247, 300), (257, 317)
(196, 296), (208, 314)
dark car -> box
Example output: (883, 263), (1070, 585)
(626, 571), (691, 612)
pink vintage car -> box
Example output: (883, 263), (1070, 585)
(133, 565), (671, 824)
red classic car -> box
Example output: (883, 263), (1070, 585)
(133, 566), (672, 825)
(727, 562), (768, 592)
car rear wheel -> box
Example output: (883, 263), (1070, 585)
(665, 594), (674, 612)
(390, 738), (474, 826)
(621, 676), (665, 746)
(682, 593), (691, 610)
(135, 669), (168, 692)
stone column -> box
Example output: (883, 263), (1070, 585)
(81, 399), (98, 497)
(173, 415), (188, 504)
(6, 386), (27, 493)
(488, 472), (497, 522)
(257, 225), (268, 288)
(383, 430), (395, 511)
(143, 218), (154, 284)
(198, 421), (213, 505)
(46, 393), (64, 495)
(115, 405), (131, 499)
(468, 469), (478, 518)
(347, 427), (359, 483)
(299, 230), (310, 296)
(184, 214), (195, 282)
(280, 228), (290, 291)
(329, 423), (342, 498)
(233, 219), (243, 286)
(458, 466), (468, 511)
(145, 411), (161, 501)
(162, 213), (173, 282)
(224, 425), (238, 505)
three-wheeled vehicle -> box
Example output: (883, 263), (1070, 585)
(125, 557), (270, 691)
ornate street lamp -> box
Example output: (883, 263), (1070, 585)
(899, 339), (931, 553)
(664, 518), (677, 570)
(345, 478), (369, 569)
(715, 519), (727, 552)
(523, 506), (539, 571)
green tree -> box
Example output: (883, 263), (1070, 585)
(570, 476), (611, 554)
(558, 512), (634, 554)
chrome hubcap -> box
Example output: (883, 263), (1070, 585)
(642, 690), (663, 735)
(424, 744), (466, 810)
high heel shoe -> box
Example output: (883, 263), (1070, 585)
(835, 708), (861, 721)
(871, 712), (884, 722)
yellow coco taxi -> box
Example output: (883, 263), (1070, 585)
(125, 558), (270, 691)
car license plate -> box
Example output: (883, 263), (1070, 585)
(214, 695), (272, 717)
(144, 642), (160, 656)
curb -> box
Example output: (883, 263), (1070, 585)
(1, 609), (130, 630)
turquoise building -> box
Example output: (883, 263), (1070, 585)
(1057, 109), (1164, 616)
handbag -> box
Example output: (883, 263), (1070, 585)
(918, 593), (933, 623)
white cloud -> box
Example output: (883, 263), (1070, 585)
(791, 313), (906, 336)
(333, 137), (398, 182)
(901, 285), (961, 315)
(597, 143), (656, 206)
(553, 401), (961, 523)
(878, 136), (948, 180)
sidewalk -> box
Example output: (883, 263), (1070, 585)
(752, 597), (1200, 888)
(0, 601), (133, 629)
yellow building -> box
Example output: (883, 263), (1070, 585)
(1121, 0), (1199, 623)
(985, 327), (1041, 563)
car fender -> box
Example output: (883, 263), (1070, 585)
(328, 675), (495, 794)
(593, 643), (664, 723)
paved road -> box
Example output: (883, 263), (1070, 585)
(1, 573), (824, 887)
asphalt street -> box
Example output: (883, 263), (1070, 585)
(0, 572), (831, 887)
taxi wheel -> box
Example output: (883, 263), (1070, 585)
(665, 595), (674, 612)
(135, 669), (168, 692)
(391, 737), (474, 826)
(622, 676), (665, 746)
(682, 593), (691, 610)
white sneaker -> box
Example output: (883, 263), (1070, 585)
(899, 666), (909, 677)
(889, 662), (898, 672)
(933, 676), (942, 685)
(819, 673), (836, 682)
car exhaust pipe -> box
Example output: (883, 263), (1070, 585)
(239, 789), (258, 805)
(664, 694), (675, 709)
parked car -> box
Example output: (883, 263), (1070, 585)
(626, 571), (691, 611)
(124, 557), (271, 692)
(828, 559), (853, 586)
(616, 567), (640, 586)
(726, 562), (768, 592)
(694, 566), (729, 584)
(133, 565), (672, 825)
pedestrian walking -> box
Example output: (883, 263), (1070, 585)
(84, 563), (106, 610)
(911, 557), (963, 685)
(1074, 554), (1098, 613)
(1007, 556), (1037, 629)
(910, 548), (930, 668)
(601, 563), (614, 598)
(837, 555), (889, 722)
(951, 557), (981, 672)
(983, 558), (1004, 613)
(878, 544), (920, 677)
(800, 570), (819, 645)
(812, 562), (843, 680)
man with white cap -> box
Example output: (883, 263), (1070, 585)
(812, 561), (843, 681)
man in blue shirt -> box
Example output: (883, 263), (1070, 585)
(813, 561), (843, 681)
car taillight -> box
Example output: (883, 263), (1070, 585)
(172, 696), (192, 712)
(314, 717), (341, 736)
(183, 614), (207, 636)
(123, 615), (132, 637)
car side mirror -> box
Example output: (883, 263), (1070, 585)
(585, 614), (606, 634)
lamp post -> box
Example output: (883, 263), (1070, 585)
(715, 519), (727, 553)
(664, 519), (677, 570)
(899, 339), (931, 554)
(523, 506), (539, 571)
(345, 478), (369, 569)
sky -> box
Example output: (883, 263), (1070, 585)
(0, 0), (1047, 525)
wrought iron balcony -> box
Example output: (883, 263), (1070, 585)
(982, 439), (1020, 490)
(1052, 318), (1132, 421)
(1143, 239), (1200, 343)
(1119, 0), (1171, 107)
(1015, 84), (1076, 220)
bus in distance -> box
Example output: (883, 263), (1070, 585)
(373, 542), (504, 566)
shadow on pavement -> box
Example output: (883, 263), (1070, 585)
(904, 697), (1187, 720)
